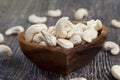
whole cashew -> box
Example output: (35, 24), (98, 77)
(70, 77), (87, 80)
(28, 14), (47, 24)
(41, 31), (57, 46)
(0, 44), (12, 56)
(111, 19), (120, 28)
(103, 41), (120, 55)
(25, 23), (47, 42)
(74, 8), (88, 20)
(0, 33), (4, 43)
(55, 17), (74, 38)
(32, 32), (44, 43)
(57, 39), (74, 49)
(47, 9), (62, 17)
(5, 26), (24, 35)
(75, 23), (88, 31)
(69, 35), (82, 45)
(111, 65), (120, 80)
(82, 28), (98, 43)
(87, 19), (102, 31)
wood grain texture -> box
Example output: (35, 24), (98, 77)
(0, 0), (120, 80)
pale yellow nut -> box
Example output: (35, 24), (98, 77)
(103, 41), (120, 55)
(70, 77), (87, 80)
(39, 41), (47, 46)
(0, 33), (4, 43)
(111, 19), (120, 28)
(28, 14), (47, 23)
(0, 44), (12, 56)
(47, 9), (62, 17)
(69, 35), (82, 45)
(25, 23), (47, 42)
(75, 23), (88, 31)
(32, 32), (44, 43)
(57, 39), (74, 49)
(74, 8), (88, 20)
(111, 65), (120, 80)
(5, 26), (24, 35)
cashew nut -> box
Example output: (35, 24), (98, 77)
(32, 32), (44, 43)
(39, 41), (47, 46)
(57, 39), (74, 49)
(103, 41), (120, 55)
(0, 33), (4, 43)
(70, 77), (87, 80)
(5, 26), (24, 35)
(69, 35), (82, 45)
(82, 28), (98, 43)
(41, 31), (57, 46)
(47, 9), (62, 17)
(87, 19), (102, 31)
(72, 25), (83, 36)
(74, 8), (88, 20)
(0, 44), (12, 56)
(48, 26), (56, 35)
(25, 23), (47, 42)
(111, 19), (120, 28)
(28, 14), (47, 24)
(75, 23), (88, 31)
(55, 17), (74, 38)
(111, 65), (120, 80)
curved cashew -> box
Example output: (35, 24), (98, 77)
(28, 14), (47, 24)
(111, 65), (120, 80)
(73, 25), (83, 36)
(70, 77), (87, 80)
(32, 32), (44, 43)
(69, 35), (82, 45)
(111, 19), (120, 28)
(47, 9), (62, 17)
(57, 39), (74, 49)
(41, 31), (57, 46)
(82, 29), (98, 43)
(75, 23), (88, 31)
(25, 24), (47, 42)
(48, 26), (56, 35)
(5, 26), (24, 35)
(74, 8), (88, 20)
(55, 17), (74, 38)
(0, 44), (12, 56)
(103, 41), (120, 55)
(39, 41), (47, 46)
(0, 33), (4, 43)
(87, 19), (102, 31)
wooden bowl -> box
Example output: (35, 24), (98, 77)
(17, 22), (108, 74)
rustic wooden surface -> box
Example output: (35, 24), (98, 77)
(0, 0), (120, 80)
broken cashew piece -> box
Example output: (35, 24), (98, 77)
(70, 77), (87, 80)
(47, 9), (62, 17)
(25, 23), (47, 42)
(111, 65), (120, 80)
(111, 19), (120, 28)
(41, 31), (57, 46)
(32, 32), (44, 43)
(0, 44), (12, 56)
(28, 14), (47, 24)
(87, 19), (102, 31)
(0, 33), (4, 43)
(57, 39), (74, 49)
(74, 8), (88, 20)
(5, 26), (24, 35)
(103, 41), (120, 55)
(82, 29), (98, 43)
(39, 41), (47, 46)
(69, 35), (82, 45)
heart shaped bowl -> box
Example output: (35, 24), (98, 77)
(17, 22), (108, 74)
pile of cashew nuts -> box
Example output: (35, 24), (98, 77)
(0, 8), (119, 80)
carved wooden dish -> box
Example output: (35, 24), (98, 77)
(17, 22), (108, 74)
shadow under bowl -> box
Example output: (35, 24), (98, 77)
(17, 22), (108, 74)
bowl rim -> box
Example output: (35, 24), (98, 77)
(17, 22), (108, 55)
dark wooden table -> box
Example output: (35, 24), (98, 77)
(0, 0), (120, 80)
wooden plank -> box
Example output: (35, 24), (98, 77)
(0, 0), (119, 80)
